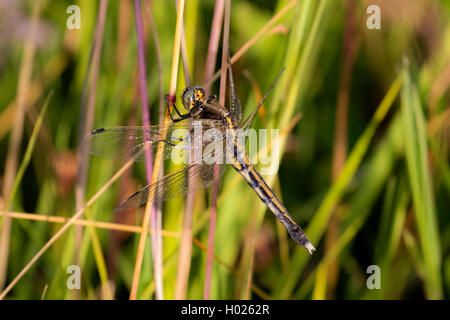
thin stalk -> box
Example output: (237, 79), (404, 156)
(203, 0), (225, 95)
(84, 208), (113, 299)
(71, 0), (110, 301)
(326, 0), (360, 299)
(401, 64), (442, 298)
(75, 0), (108, 263)
(241, 201), (258, 300)
(40, 284), (48, 300)
(144, 0), (166, 301)
(179, 20), (192, 87)
(193, 238), (271, 300)
(5, 92), (52, 210)
(203, 0), (297, 88)
(0, 0), (42, 290)
(133, 0), (164, 300)
(0, 211), (180, 237)
(134, 0), (154, 183)
(173, 0), (196, 301)
(130, 0), (185, 300)
(203, 0), (230, 301)
(143, 1), (165, 123)
(201, 0), (225, 300)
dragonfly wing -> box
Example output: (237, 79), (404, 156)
(239, 67), (286, 131)
(83, 124), (194, 162)
(115, 162), (226, 211)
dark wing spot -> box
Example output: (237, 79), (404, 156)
(127, 190), (140, 200)
(92, 128), (105, 135)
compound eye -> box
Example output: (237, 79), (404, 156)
(189, 96), (195, 110)
(194, 88), (205, 100)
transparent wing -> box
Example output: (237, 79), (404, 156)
(115, 162), (226, 211)
(239, 67), (286, 131)
(83, 122), (222, 162)
(108, 122), (229, 211)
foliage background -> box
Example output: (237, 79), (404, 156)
(0, 0), (449, 299)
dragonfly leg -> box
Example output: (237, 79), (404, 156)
(166, 94), (191, 123)
(169, 111), (191, 123)
(206, 95), (217, 104)
(153, 138), (177, 147)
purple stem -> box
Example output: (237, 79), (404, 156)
(75, 0), (108, 264)
(203, 0), (227, 300)
(134, 0), (153, 180)
(203, 0), (225, 95)
(134, 0), (161, 299)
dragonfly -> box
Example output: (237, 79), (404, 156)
(84, 57), (315, 254)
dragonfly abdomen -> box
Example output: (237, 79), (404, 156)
(232, 161), (315, 254)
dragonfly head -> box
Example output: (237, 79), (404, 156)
(182, 86), (205, 111)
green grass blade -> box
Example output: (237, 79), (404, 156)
(274, 75), (402, 299)
(401, 64), (442, 299)
(5, 92), (53, 208)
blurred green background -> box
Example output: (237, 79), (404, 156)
(0, 0), (449, 300)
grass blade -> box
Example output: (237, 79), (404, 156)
(401, 62), (442, 299)
(275, 74), (402, 298)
